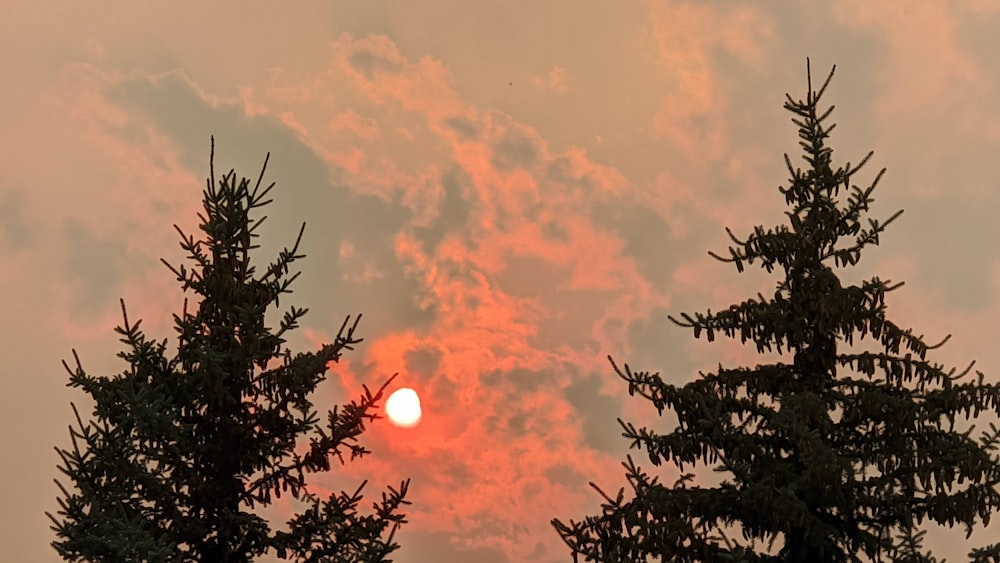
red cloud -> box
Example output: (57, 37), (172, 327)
(260, 34), (677, 559)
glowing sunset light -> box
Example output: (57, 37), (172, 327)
(11, 3), (1000, 562)
(385, 388), (422, 428)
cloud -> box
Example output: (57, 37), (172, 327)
(215, 32), (681, 560)
(832, 1), (1000, 199)
(647, 1), (775, 163)
(528, 66), (570, 94)
(18, 4), (1000, 562)
(42, 29), (668, 560)
(0, 189), (34, 250)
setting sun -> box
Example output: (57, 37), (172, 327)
(385, 388), (422, 428)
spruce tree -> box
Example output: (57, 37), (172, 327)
(552, 62), (1000, 562)
(48, 138), (409, 562)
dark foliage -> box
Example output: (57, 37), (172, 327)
(49, 138), (409, 562)
(552, 62), (1000, 562)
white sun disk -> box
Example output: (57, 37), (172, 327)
(385, 388), (422, 428)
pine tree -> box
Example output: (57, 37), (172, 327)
(552, 61), (1000, 562)
(49, 138), (409, 562)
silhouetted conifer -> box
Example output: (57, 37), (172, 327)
(49, 138), (409, 562)
(552, 61), (1000, 562)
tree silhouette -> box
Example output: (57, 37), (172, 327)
(552, 61), (1000, 562)
(49, 138), (409, 562)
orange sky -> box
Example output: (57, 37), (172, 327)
(5, 2), (1000, 561)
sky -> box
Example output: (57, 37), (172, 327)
(4, 1), (1000, 561)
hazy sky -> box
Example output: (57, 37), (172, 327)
(5, 2), (1000, 561)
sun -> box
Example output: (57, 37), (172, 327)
(385, 388), (422, 428)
